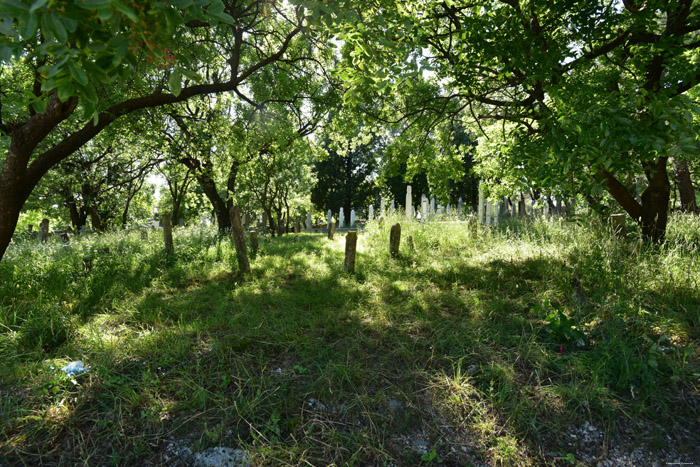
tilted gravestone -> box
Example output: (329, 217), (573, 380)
(249, 231), (259, 254)
(344, 231), (358, 273)
(39, 218), (49, 244)
(389, 223), (401, 258)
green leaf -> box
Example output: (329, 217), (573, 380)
(111, 1), (139, 23)
(19, 13), (39, 40)
(0, 18), (15, 36)
(76, 0), (113, 9)
(47, 12), (68, 42)
(0, 0), (29, 16)
(29, 0), (49, 13)
(57, 82), (76, 101)
(96, 8), (113, 20)
(168, 68), (182, 97)
(169, 0), (193, 7)
(32, 98), (47, 114)
(68, 61), (89, 86)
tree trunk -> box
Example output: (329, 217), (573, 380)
(0, 181), (26, 260)
(673, 159), (697, 213)
(599, 157), (670, 243)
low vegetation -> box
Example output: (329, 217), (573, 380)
(1, 215), (698, 465)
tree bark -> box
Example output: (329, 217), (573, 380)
(598, 157), (670, 243)
(673, 159), (697, 213)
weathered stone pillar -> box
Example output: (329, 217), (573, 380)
(306, 212), (312, 231)
(405, 185), (412, 220)
(328, 221), (335, 240)
(478, 181), (484, 224)
(369, 205), (374, 220)
(344, 231), (358, 272)
(162, 214), (174, 253)
(250, 230), (259, 254)
(390, 223), (401, 258)
(39, 218), (49, 244)
(610, 213), (626, 237)
(350, 209), (356, 227)
(229, 206), (250, 273)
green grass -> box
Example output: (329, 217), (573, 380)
(0, 215), (698, 465)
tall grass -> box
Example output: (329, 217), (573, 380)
(0, 214), (698, 465)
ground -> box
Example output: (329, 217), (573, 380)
(0, 215), (698, 465)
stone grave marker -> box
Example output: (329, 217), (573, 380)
(344, 231), (357, 272)
(405, 185), (412, 220)
(389, 223), (401, 258)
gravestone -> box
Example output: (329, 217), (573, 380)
(39, 218), (49, 244)
(389, 223), (401, 258)
(344, 231), (357, 273)
(390, 199), (395, 215)
(249, 231), (259, 254)
(437, 204), (442, 217)
(610, 214), (626, 237)
(478, 181), (484, 224)
(446, 204), (451, 216)
(430, 197), (436, 216)
(407, 235), (415, 252)
(405, 185), (412, 220)
(457, 197), (463, 216)
(306, 212), (312, 231)
(380, 198), (386, 218)
(422, 195), (429, 220)
(350, 209), (355, 227)
(486, 201), (492, 225)
(328, 221), (335, 240)
(327, 209), (333, 231)
(369, 204), (374, 220)
(162, 214), (174, 253)
(411, 205), (415, 218)
(339, 207), (345, 228)
(229, 206), (250, 273)
(83, 257), (93, 272)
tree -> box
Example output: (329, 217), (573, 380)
(311, 127), (379, 225)
(0, 0), (314, 260)
(321, 0), (700, 242)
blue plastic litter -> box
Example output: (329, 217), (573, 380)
(61, 361), (89, 376)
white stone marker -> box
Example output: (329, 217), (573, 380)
(369, 204), (374, 220)
(350, 209), (355, 227)
(446, 203), (451, 216)
(478, 181), (485, 224)
(422, 194), (429, 220)
(380, 198), (386, 217)
(437, 204), (442, 217)
(486, 200), (492, 224)
(430, 197), (436, 216)
(390, 199), (395, 215)
(306, 212), (312, 231)
(406, 185), (412, 219)
(339, 207), (345, 228)
(458, 197), (463, 216)
(327, 209), (333, 231)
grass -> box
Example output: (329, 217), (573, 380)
(0, 214), (698, 465)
